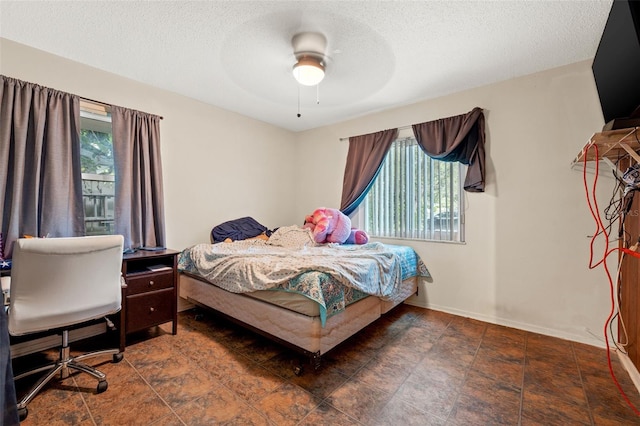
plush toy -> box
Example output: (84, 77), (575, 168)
(302, 208), (369, 245)
(303, 208), (352, 244)
(345, 228), (369, 245)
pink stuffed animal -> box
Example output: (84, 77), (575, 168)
(303, 208), (352, 244)
(345, 228), (369, 245)
(303, 208), (369, 244)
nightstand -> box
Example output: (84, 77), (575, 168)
(120, 249), (179, 350)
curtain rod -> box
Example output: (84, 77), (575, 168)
(80, 96), (164, 120)
(1, 75), (164, 120)
(339, 124), (412, 141)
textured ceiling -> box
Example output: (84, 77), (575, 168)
(0, 1), (613, 132)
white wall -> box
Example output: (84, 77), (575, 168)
(1, 38), (618, 347)
(0, 38), (298, 250)
(293, 61), (616, 347)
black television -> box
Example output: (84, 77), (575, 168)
(592, 0), (640, 128)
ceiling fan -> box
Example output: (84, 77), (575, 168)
(291, 32), (328, 87)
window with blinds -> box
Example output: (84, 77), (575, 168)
(361, 136), (464, 242)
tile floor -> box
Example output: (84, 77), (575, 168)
(11, 305), (640, 425)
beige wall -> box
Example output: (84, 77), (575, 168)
(293, 61), (615, 347)
(1, 38), (616, 346)
(0, 38), (298, 250)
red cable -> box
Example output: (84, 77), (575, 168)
(583, 144), (640, 416)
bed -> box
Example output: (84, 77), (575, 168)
(178, 225), (429, 373)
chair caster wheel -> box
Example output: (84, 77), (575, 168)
(18, 407), (28, 421)
(113, 352), (124, 363)
(97, 380), (108, 393)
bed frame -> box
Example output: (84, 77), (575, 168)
(179, 272), (418, 374)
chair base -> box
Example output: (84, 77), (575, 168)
(13, 329), (123, 421)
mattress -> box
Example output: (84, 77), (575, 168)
(182, 271), (323, 317)
(181, 271), (418, 319)
(180, 272), (386, 354)
(179, 239), (429, 325)
(178, 237), (427, 362)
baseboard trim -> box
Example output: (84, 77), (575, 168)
(617, 350), (640, 395)
(404, 299), (606, 348)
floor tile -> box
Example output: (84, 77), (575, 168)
(9, 306), (640, 425)
(471, 348), (524, 387)
(521, 388), (592, 425)
(523, 361), (588, 408)
(289, 365), (349, 399)
(448, 370), (521, 425)
(394, 374), (459, 419)
(325, 378), (394, 424)
(172, 383), (254, 424)
(373, 393), (446, 426)
(252, 382), (321, 426)
(224, 362), (283, 404)
(83, 374), (173, 425)
(351, 355), (414, 394)
(19, 385), (92, 426)
(298, 401), (361, 425)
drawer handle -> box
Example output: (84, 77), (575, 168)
(149, 280), (154, 286)
(149, 307), (155, 313)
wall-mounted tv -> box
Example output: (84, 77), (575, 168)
(592, 0), (640, 126)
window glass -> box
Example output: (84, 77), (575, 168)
(80, 102), (114, 236)
(360, 136), (464, 242)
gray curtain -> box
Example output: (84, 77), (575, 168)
(412, 107), (486, 192)
(340, 129), (398, 216)
(111, 106), (166, 250)
(0, 75), (83, 258)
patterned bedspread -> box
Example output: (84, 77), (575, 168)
(178, 226), (430, 326)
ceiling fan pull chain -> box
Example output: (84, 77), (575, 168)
(297, 84), (301, 118)
(316, 84), (320, 105)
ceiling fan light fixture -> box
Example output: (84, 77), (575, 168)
(292, 57), (325, 86)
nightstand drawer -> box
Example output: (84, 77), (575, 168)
(120, 249), (179, 350)
(125, 288), (174, 333)
(125, 271), (173, 296)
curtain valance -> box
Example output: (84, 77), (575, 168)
(412, 107), (486, 192)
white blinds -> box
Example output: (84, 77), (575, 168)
(363, 137), (463, 242)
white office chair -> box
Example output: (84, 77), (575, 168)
(8, 235), (125, 421)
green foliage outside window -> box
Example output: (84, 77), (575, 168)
(80, 129), (114, 175)
(79, 112), (115, 236)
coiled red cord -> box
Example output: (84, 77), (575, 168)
(583, 143), (640, 416)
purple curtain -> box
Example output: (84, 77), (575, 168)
(340, 129), (398, 216)
(0, 75), (83, 258)
(412, 107), (486, 192)
(111, 106), (166, 250)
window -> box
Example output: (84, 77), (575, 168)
(79, 102), (114, 236)
(359, 135), (464, 242)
